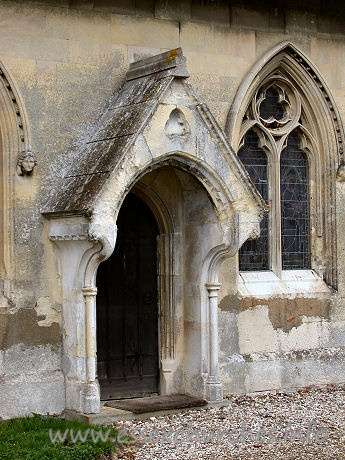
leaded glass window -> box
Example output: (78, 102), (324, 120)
(237, 77), (311, 273)
(280, 133), (310, 269)
(238, 131), (269, 271)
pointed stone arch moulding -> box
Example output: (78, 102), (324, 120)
(0, 57), (32, 307)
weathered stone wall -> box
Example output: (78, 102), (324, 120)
(0, 0), (344, 417)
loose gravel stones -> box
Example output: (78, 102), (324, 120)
(114, 385), (345, 459)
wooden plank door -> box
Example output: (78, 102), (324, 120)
(96, 193), (159, 399)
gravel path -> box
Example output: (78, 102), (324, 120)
(114, 385), (345, 459)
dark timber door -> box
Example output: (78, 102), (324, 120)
(96, 193), (159, 400)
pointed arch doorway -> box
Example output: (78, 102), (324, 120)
(96, 192), (159, 400)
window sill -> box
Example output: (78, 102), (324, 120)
(238, 270), (331, 298)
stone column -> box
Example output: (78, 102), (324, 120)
(81, 286), (100, 414)
(205, 282), (223, 402)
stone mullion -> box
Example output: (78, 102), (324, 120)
(271, 147), (282, 277)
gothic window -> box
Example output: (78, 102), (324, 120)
(237, 77), (312, 273)
(227, 44), (344, 288)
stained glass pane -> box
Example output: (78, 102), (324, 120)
(280, 132), (310, 269)
(259, 87), (285, 121)
(238, 130), (269, 271)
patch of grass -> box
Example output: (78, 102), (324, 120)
(0, 415), (122, 460)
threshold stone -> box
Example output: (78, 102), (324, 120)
(105, 394), (207, 414)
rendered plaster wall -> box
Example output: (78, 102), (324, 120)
(216, 285), (345, 395)
(0, 0), (344, 417)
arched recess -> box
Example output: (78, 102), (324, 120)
(92, 156), (244, 402)
(0, 58), (31, 298)
(226, 41), (343, 288)
(91, 154), (239, 369)
(109, 163), (235, 402)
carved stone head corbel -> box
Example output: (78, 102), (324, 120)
(17, 150), (37, 176)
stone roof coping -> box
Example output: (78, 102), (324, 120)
(126, 48), (189, 81)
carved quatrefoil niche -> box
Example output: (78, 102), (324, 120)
(164, 108), (190, 138)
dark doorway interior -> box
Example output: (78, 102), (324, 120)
(96, 192), (159, 400)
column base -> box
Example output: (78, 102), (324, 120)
(81, 382), (101, 414)
(66, 380), (101, 414)
(205, 377), (223, 402)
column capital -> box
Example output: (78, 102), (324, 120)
(205, 282), (221, 297)
(82, 286), (97, 297)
